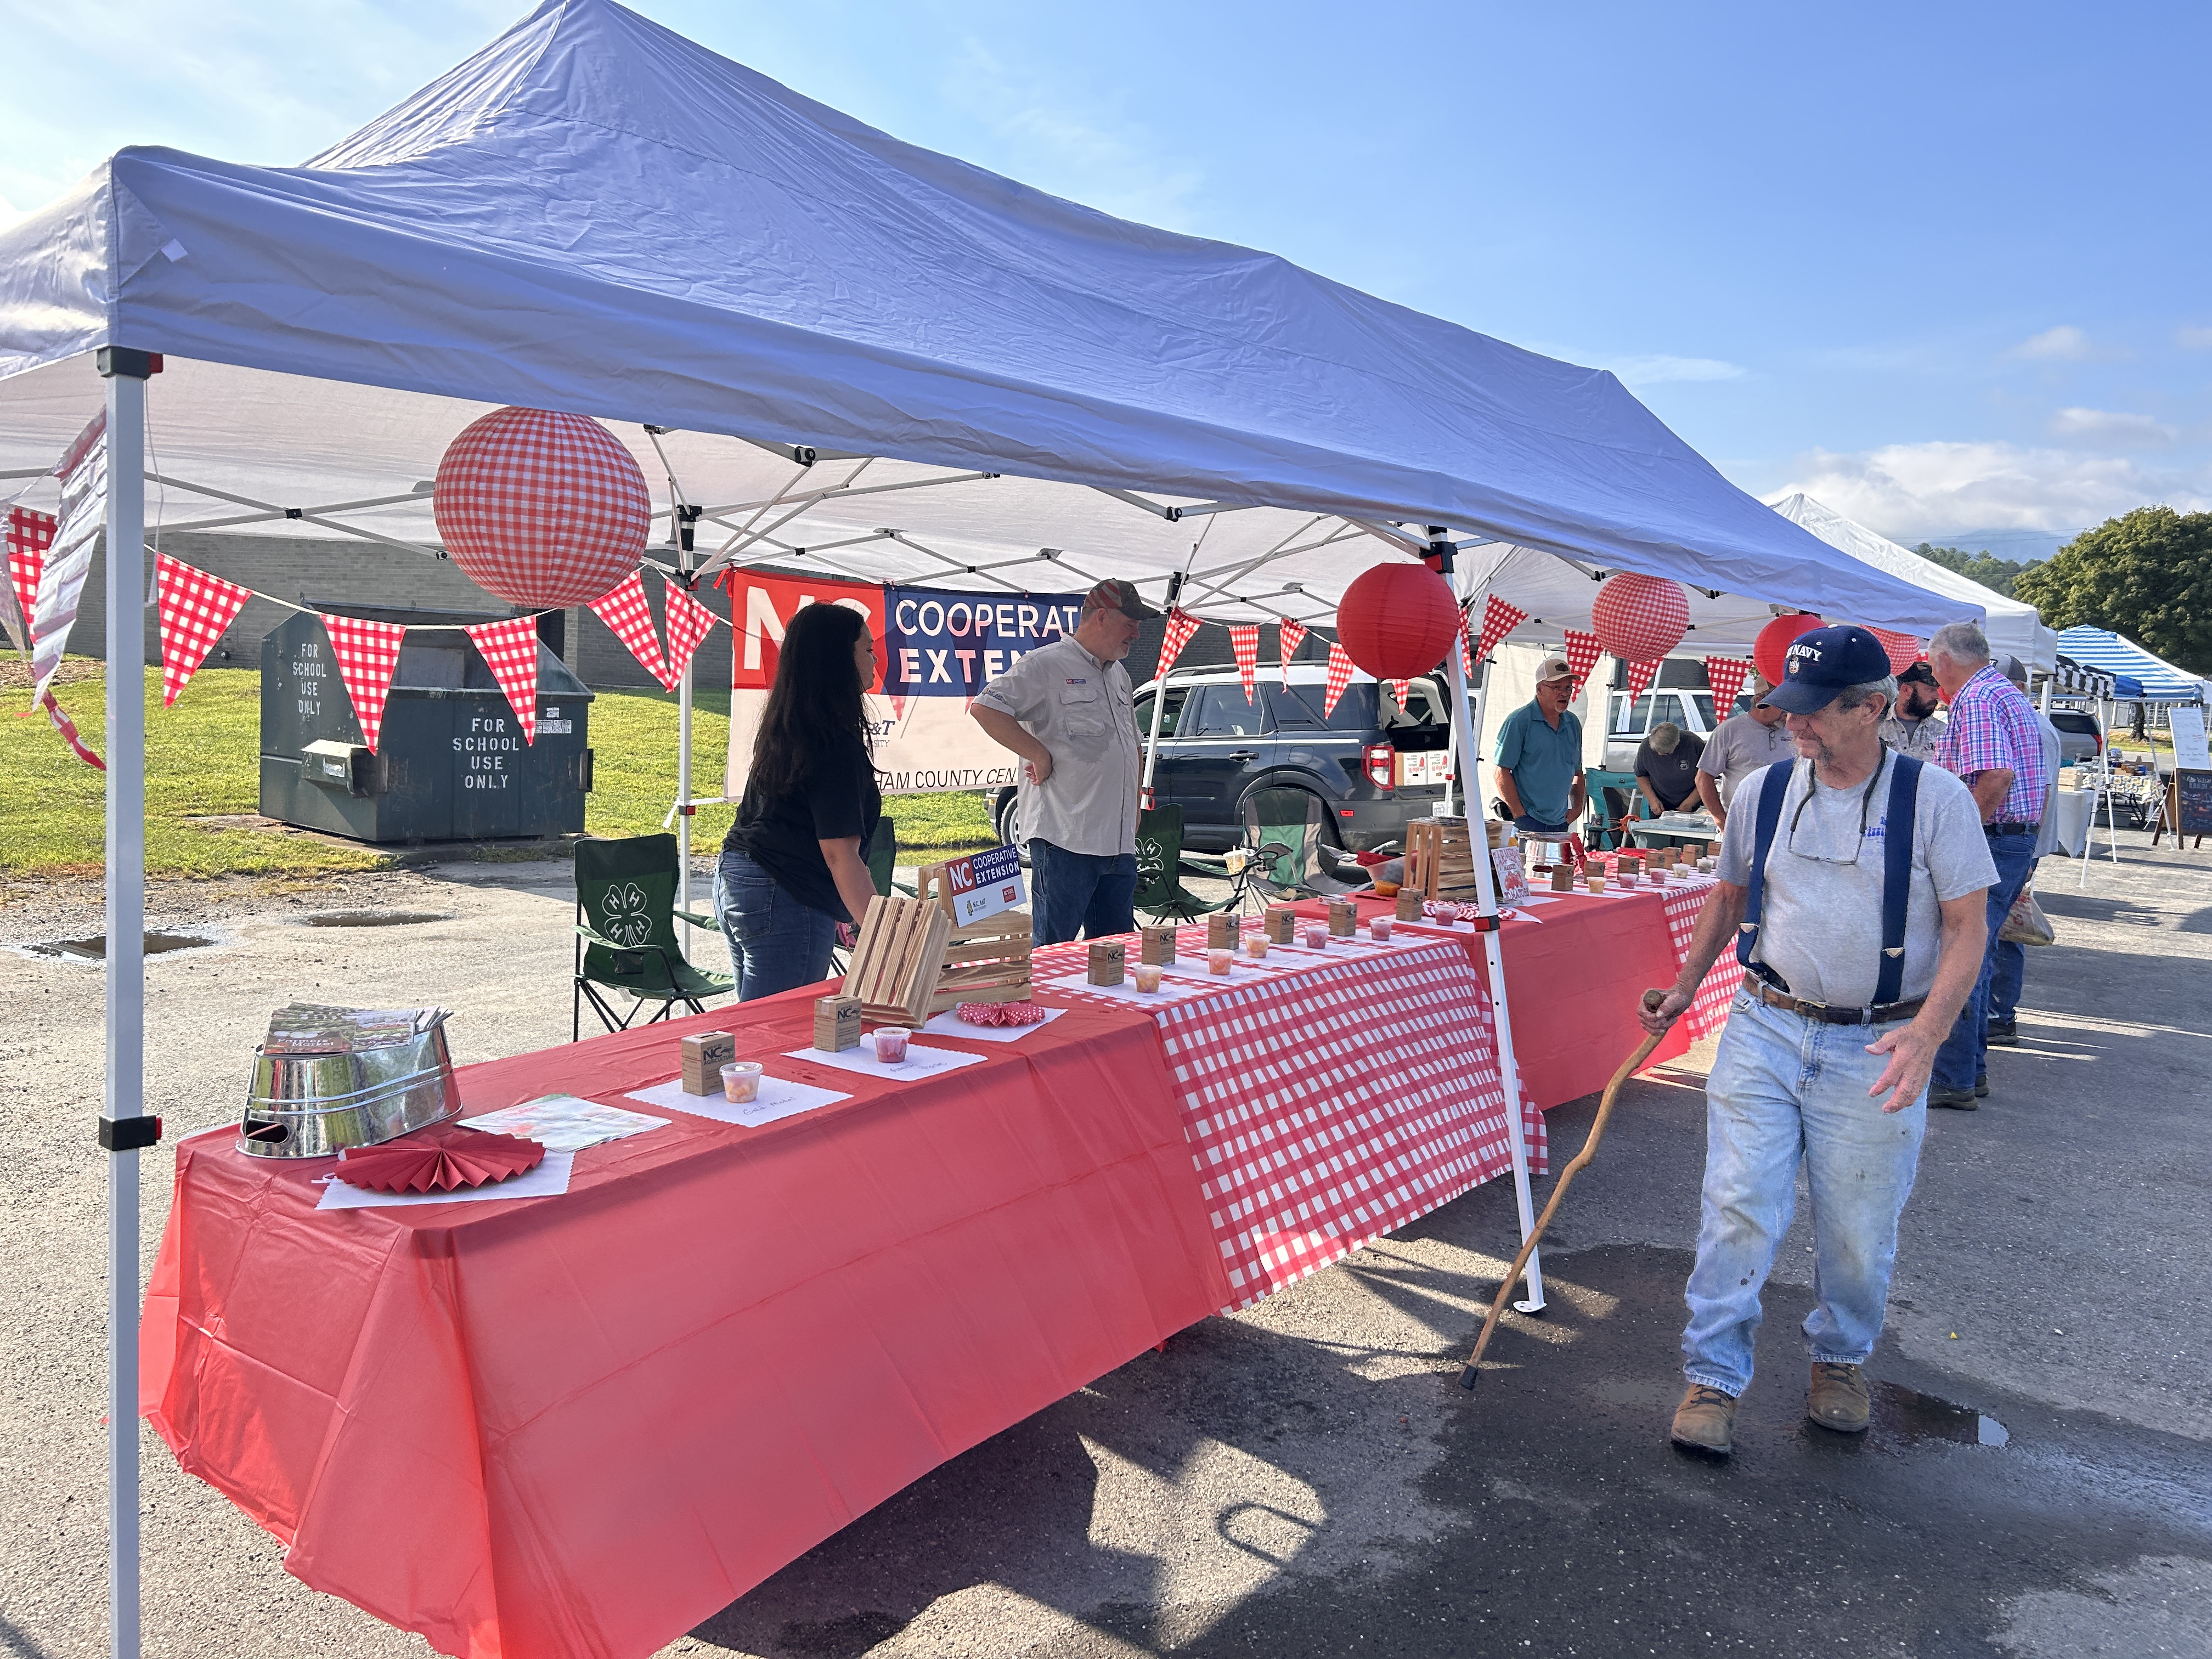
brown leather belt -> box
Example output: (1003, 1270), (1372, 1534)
(1750, 979), (1925, 1027)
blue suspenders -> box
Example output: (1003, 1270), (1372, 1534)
(1736, 755), (1923, 1010)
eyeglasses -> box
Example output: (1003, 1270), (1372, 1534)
(1784, 761), (1887, 866)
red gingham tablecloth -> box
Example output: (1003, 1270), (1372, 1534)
(1038, 927), (1544, 1311)
(1583, 857), (1743, 1041)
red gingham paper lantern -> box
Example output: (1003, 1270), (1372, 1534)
(1227, 624), (1260, 699)
(589, 570), (672, 689)
(1472, 593), (1529, 664)
(433, 408), (650, 607)
(1156, 608), (1201, 678)
(154, 555), (252, 707)
(323, 614), (407, 754)
(1703, 657), (1752, 713)
(1336, 563), (1459, 680)
(1561, 629), (1604, 695)
(466, 616), (543, 746)
(1277, 618), (1307, 686)
(661, 581), (720, 682)
(1623, 658), (1660, 702)
(1590, 572), (1689, 664)
(1753, 613), (1824, 687)
(1321, 640), (1357, 718)
(1860, 625), (1923, 675)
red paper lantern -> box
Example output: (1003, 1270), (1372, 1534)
(1589, 572), (1689, 662)
(433, 408), (651, 607)
(1335, 563), (1460, 680)
(1753, 612), (1824, 687)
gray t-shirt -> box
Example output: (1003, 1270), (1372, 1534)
(1717, 754), (1999, 1008)
(1697, 712), (1795, 808)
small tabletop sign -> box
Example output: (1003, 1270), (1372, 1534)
(2171, 706), (2211, 774)
(939, 844), (1025, 927)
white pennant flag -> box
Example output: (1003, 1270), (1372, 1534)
(29, 412), (108, 707)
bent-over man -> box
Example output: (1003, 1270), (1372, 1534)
(1639, 626), (1995, 1457)
(972, 579), (1156, 945)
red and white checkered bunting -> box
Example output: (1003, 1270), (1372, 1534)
(1227, 624), (1259, 699)
(1702, 657), (1751, 712)
(660, 580), (720, 683)
(1157, 607), (1201, 676)
(1277, 618), (1307, 685)
(154, 555), (252, 707)
(323, 614), (408, 754)
(588, 570), (672, 688)
(1562, 628), (1604, 694)
(1390, 677), (1411, 709)
(1322, 639), (1356, 718)
(1864, 626), (1922, 675)
(1037, 932), (1544, 1310)
(465, 616), (542, 746)
(4, 505), (54, 650)
(37, 689), (101, 769)
(1623, 657), (1658, 702)
(1473, 593), (1528, 663)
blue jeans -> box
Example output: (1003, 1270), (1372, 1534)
(1028, 840), (1137, 946)
(1987, 855), (2039, 1025)
(1683, 991), (1928, 1397)
(716, 851), (838, 1002)
(1933, 833), (2037, 1089)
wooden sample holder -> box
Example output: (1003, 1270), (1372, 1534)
(1396, 887), (1426, 921)
(1139, 926), (1178, 966)
(1406, 816), (1482, 902)
(905, 862), (1036, 1017)
(680, 1031), (736, 1095)
(1327, 900), (1357, 938)
(1207, 912), (1240, 950)
(814, 995), (862, 1052)
(1087, 940), (1126, 986)
(1263, 907), (1297, 944)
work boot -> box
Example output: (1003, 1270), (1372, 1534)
(1927, 1085), (1978, 1110)
(1670, 1384), (1739, 1455)
(1808, 1362), (1871, 1433)
(1986, 1020), (2018, 1047)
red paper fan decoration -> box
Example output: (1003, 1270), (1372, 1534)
(956, 1001), (1051, 1027)
(1753, 613), (1824, 687)
(333, 1131), (545, 1194)
(1590, 572), (1689, 663)
(1335, 563), (1459, 680)
(433, 408), (651, 607)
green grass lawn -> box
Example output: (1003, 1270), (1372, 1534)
(3, 669), (998, 879)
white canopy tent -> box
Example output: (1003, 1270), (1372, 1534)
(1769, 493), (2051, 669)
(0, 4), (1991, 1651)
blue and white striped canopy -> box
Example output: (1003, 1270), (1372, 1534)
(2053, 627), (2207, 703)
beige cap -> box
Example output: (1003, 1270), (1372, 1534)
(1536, 655), (1575, 684)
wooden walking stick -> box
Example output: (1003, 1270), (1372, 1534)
(1459, 989), (1670, 1389)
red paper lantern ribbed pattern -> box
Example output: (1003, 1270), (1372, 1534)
(1589, 572), (1689, 663)
(433, 408), (651, 607)
(1335, 563), (1460, 680)
(1753, 612), (1825, 687)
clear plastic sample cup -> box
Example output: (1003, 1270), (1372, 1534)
(872, 1027), (911, 1064)
(721, 1061), (763, 1104)
(1133, 964), (1163, 993)
(1207, 947), (1233, 975)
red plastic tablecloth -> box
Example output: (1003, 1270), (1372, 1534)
(1295, 873), (1743, 1109)
(142, 989), (1228, 1659)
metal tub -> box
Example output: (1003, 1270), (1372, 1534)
(238, 1018), (460, 1158)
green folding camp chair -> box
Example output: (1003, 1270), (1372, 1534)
(573, 833), (735, 1039)
(1198, 788), (1368, 910)
(1132, 804), (1240, 926)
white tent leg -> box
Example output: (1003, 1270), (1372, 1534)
(677, 634), (693, 962)
(1443, 567), (1543, 1315)
(102, 358), (151, 1659)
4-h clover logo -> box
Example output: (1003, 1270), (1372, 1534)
(600, 881), (653, 947)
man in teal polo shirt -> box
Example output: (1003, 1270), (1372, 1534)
(1492, 654), (1587, 834)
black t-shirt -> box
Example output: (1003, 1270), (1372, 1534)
(723, 735), (882, 923)
(1634, 733), (1707, 811)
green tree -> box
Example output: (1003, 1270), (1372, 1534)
(1912, 543), (2029, 598)
(2013, 506), (2212, 674)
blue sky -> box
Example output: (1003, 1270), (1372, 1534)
(3, 0), (2206, 552)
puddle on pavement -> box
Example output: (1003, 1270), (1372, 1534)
(1872, 1381), (2008, 1447)
(297, 911), (452, 928)
(19, 929), (217, 963)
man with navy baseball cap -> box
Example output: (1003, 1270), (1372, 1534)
(1638, 625), (1997, 1455)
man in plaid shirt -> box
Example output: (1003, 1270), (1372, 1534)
(1927, 620), (2052, 1108)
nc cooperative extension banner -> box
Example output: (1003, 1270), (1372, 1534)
(723, 573), (1087, 799)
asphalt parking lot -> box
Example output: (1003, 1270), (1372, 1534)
(1, 832), (2206, 1658)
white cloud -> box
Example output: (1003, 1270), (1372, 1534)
(2048, 407), (2175, 444)
(2006, 325), (2101, 361)
(2178, 326), (2212, 351)
(1599, 354), (1747, 388)
(1768, 440), (2212, 537)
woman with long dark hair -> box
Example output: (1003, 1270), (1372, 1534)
(716, 600), (883, 1000)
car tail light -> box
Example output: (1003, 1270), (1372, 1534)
(2093, 730), (2103, 754)
(1364, 743), (1394, 789)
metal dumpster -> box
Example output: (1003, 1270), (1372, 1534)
(259, 610), (595, 844)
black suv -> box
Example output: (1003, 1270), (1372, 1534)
(992, 665), (1453, 853)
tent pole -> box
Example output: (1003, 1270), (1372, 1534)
(1141, 667), (1172, 803)
(100, 353), (153, 1659)
(1437, 544), (1543, 1315)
